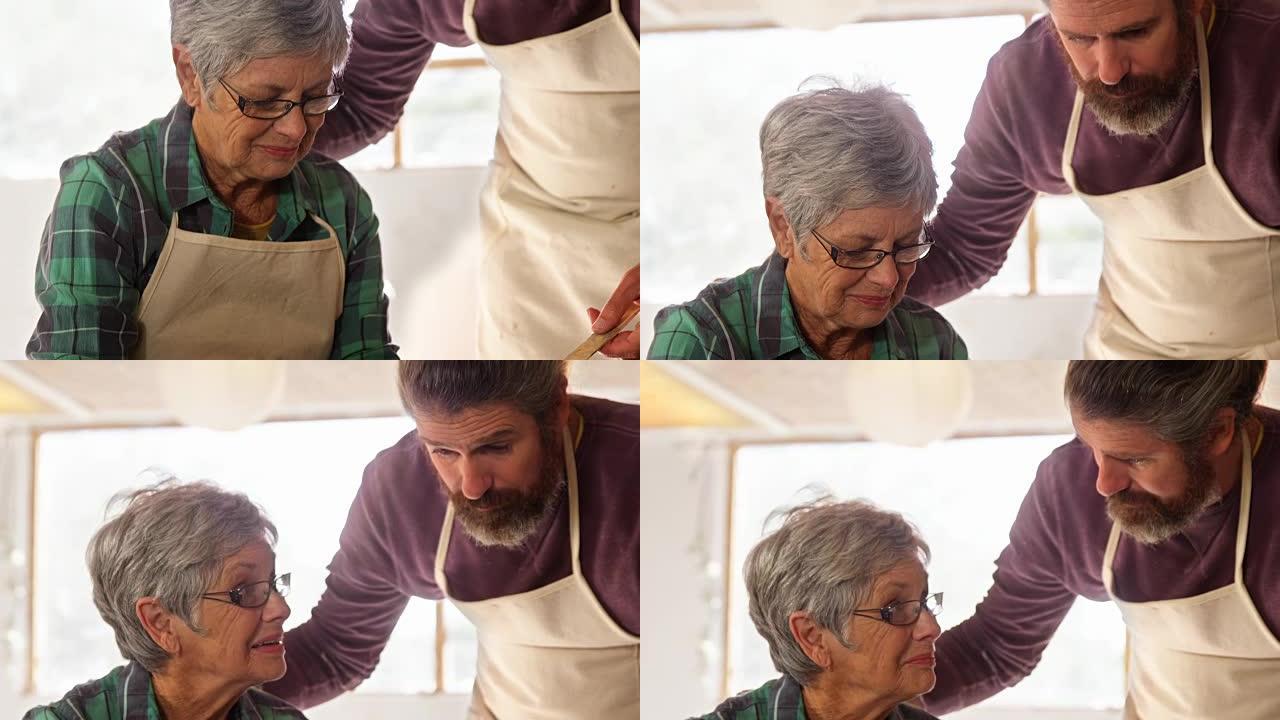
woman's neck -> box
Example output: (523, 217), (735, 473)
(151, 668), (244, 720)
(791, 299), (872, 360)
(801, 680), (899, 720)
(192, 113), (277, 224)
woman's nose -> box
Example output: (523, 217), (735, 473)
(263, 588), (291, 623)
(272, 107), (308, 143)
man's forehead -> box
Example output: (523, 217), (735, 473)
(1050, 0), (1167, 33)
(1071, 412), (1165, 450)
(415, 403), (527, 441)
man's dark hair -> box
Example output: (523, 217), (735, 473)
(397, 361), (568, 420)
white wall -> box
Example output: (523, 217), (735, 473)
(641, 294), (1095, 360)
(0, 166), (489, 360)
(641, 429), (730, 720)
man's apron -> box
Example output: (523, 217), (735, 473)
(432, 428), (640, 719)
(464, 0), (640, 358)
(1102, 426), (1280, 718)
(1064, 18), (1280, 359)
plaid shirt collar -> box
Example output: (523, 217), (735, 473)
(769, 675), (808, 720)
(116, 661), (266, 720)
(157, 101), (319, 242)
(758, 253), (903, 360)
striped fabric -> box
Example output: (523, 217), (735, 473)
(26, 101), (396, 360)
(648, 253), (968, 360)
(23, 662), (308, 720)
(692, 674), (939, 720)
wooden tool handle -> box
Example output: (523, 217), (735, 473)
(565, 304), (641, 360)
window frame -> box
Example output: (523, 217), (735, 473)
(20, 418), (465, 699)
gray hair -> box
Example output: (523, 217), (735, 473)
(744, 497), (931, 686)
(170, 0), (351, 99)
(86, 477), (278, 672)
(760, 78), (937, 256)
(1065, 361), (1267, 449)
(398, 361), (568, 421)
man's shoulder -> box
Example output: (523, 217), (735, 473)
(983, 16), (1075, 108)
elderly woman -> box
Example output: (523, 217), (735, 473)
(696, 499), (941, 720)
(649, 81), (966, 360)
(26, 0), (395, 360)
(24, 481), (301, 720)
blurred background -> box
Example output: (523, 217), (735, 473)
(0, 1), (501, 358)
(640, 361), (1280, 719)
(0, 360), (638, 718)
(640, 0), (1105, 359)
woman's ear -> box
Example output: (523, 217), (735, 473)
(788, 610), (831, 671)
(172, 45), (205, 109)
(136, 597), (182, 657)
(765, 197), (796, 260)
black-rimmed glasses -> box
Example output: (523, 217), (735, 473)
(201, 573), (291, 608)
(852, 592), (943, 626)
(219, 79), (342, 120)
(812, 229), (933, 270)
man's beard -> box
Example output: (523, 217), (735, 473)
(449, 420), (566, 548)
(1106, 445), (1220, 545)
(1055, 6), (1199, 137)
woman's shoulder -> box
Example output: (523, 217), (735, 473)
(242, 687), (310, 718)
(22, 663), (135, 720)
(887, 296), (967, 359)
(56, 106), (184, 210)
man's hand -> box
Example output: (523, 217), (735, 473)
(587, 264), (640, 359)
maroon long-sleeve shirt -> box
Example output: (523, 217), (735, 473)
(315, 0), (640, 159)
(264, 395), (639, 708)
(909, 2), (1280, 305)
(924, 405), (1280, 713)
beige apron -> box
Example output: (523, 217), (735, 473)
(432, 427), (640, 719)
(464, 0), (640, 359)
(1102, 426), (1280, 718)
(1064, 18), (1280, 359)
(133, 212), (344, 359)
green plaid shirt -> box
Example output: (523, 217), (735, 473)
(693, 675), (937, 720)
(23, 662), (308, 720)
(648, 253), (967, 360)
(27, 101), (397, 359)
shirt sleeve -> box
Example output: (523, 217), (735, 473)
(26, 156), (142, 359)
(647, 305), (731, 359)
(313, 0), (467, 159)
(924, 458), (1079, 713)
(907, 51), (1041, 307)
(332, 186), (398, 359)
(264, 463), (431, 708)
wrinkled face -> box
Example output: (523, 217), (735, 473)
(415, 403), (567, 547)
(178, 539), (290, 687)
(186, 53), (334, 183)
(782, 206), (925, 331)
(825, 559), (940, 703)
(1070, 412), (1220, 544)
(1049, 0), (1200, 135)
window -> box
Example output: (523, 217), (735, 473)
(0, 1), (498, 179)
(727, 436), (1125, 710)
(32, 418), (476, 696)
(641, 17), (1105, 302)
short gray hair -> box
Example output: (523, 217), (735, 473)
(170, 0), (351, 99)
(760, 78), (937, 254)
(744, 497), (931, 686)
(86, 477), (278, 672)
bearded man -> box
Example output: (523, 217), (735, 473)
(924, 361), (1280, 718)
(905, 0), (1280, 358)
(265, 361), (639, 719)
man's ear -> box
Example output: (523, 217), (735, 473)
(766, 197), (796, 260)
(1205, 407), (1239, 458)
(555, 372), (572, 429)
